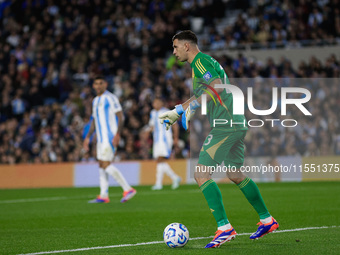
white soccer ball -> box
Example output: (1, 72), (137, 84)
(163, 223), (189, 248)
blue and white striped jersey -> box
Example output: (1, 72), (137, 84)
(149, 107), (173, 146)
(92, 90), (122, 143)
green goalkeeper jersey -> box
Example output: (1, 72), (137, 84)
(190, 52), (248, 131)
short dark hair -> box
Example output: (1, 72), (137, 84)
(154, 96), (165, 102)
(94, 76), (106, 81)
(172, 30), (198, 45)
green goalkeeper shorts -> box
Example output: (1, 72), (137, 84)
(198, 129), (247, 168)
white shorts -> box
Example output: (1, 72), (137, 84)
(96, 141), (115, 161)
(153, 141), (173, 159)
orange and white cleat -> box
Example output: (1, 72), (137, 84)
(205, 227), (237, 248)
(120, 188), (137, 203)
(88, 195), (110, 203)
(250, 217), (279, 239)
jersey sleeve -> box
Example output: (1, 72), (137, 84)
(107, 94), (122, 113)
(193, 58), (220, 84)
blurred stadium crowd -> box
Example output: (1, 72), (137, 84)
(0, 0), (339, 164)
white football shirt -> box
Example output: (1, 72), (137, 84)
(92, 90), (122, 144)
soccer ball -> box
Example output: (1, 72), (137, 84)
(163, 223), (189, 248)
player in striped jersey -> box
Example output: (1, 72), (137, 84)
(147, 98), (181, 190)
(83, 76), (136, 203)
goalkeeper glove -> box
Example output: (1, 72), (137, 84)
(182, 99), (200, 130)
(159, 105), (184, 130)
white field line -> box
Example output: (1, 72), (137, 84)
(0, 196), (90, 204)
(0, 189), (201, 204)
(18, 225), (339, 255)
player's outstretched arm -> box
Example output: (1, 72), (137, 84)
(195, 78), (224, 104)
(112, 111), (124, 148)
(181, 99), (200, 130)
(172, 122), (179, 147)
(160, 78), (225, 131)
(83, 120), (95, 152)
(181, 78), (224, 130)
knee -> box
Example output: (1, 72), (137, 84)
(195, 177), (210, 187)
(157, 157), (165, 163)
(227, 169), (246, 184)
(101, 162), (110, 169)
(229, 176), (245, 185)
(194, 174), (210, 187)
(194, 165), (211, 187)
(194, 176), (201, 185)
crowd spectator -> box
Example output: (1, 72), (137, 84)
(0, 0), (339, 164)
(208, 0), (340, 50)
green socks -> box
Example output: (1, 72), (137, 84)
(238, 177), (271, 219)
(200, 179), (229, 227)
(200, 177), (270, 227)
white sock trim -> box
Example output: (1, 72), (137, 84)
(260, 216), (273, 224)
(218, 223), (232, 231)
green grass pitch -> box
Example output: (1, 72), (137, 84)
(1, 181), (340, 255)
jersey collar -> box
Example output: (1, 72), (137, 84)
(190, 52), (203, 68)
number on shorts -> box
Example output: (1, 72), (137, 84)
(204, 134), (213, 145)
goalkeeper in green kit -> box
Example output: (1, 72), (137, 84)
(159, 30), (279, 248)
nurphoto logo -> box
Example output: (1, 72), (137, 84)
(200, 84), (312, 128)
